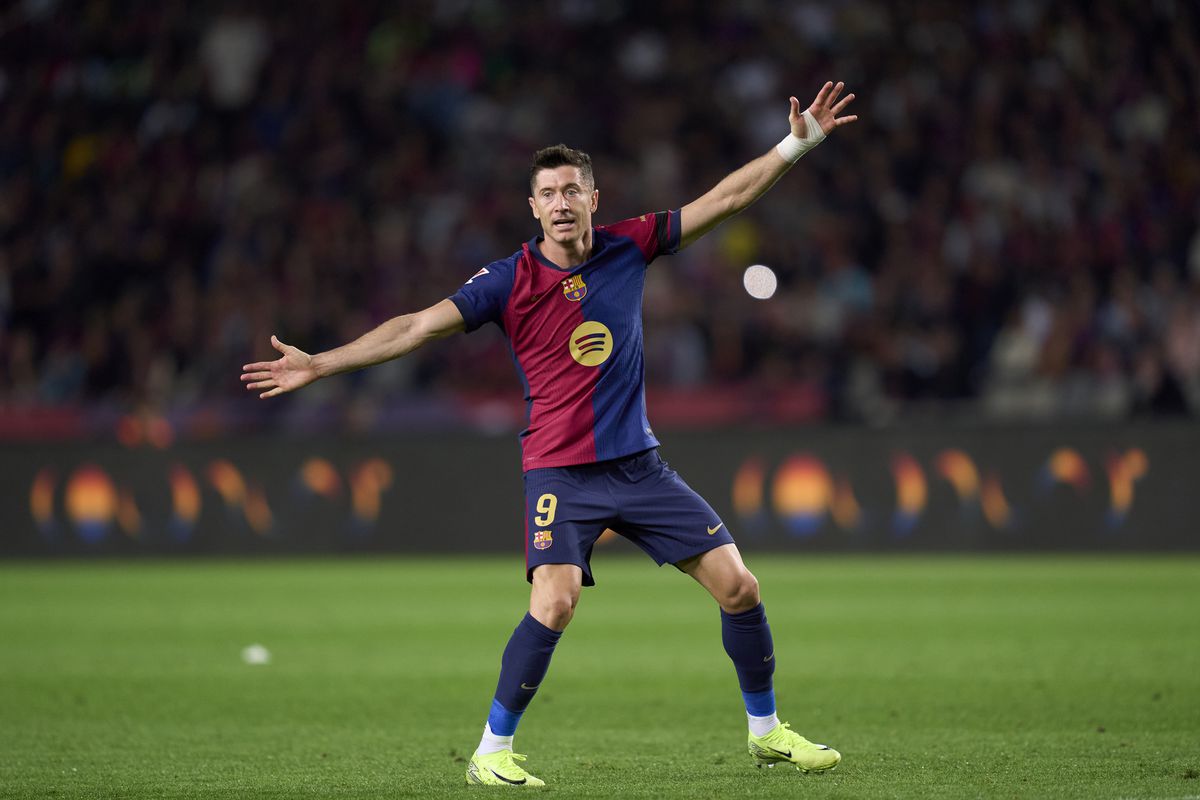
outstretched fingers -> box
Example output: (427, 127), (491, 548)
(241, 375), (284, 398)
(802, 81), (859, 134)
(241, 362), (282, 396)
(813, 80), (833, 108)
(243, 374), (280, 395)
(241, 364), (273, 376)
(241, 335), (308, 399)
(832, 90), (856, 115)
(824, 81), (845, 108)
(821, 81), (858, 127)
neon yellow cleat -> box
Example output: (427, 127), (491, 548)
(466, 750), (546, 787)
(748, 723), (841, 773)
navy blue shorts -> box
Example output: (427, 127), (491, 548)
(522, 449), (735, 586)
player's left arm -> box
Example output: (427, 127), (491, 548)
(678, 81), (857, 250)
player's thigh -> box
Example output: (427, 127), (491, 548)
(677, 542), (760, 612)
(611, 451), (735, 566)
(523, 468), (613, 587)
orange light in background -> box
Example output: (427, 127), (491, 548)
(981, 473), (1013, 530)
(1046, 448), (1090, 490)
(207, 460), (247, 507)
(65, 466), (117, 520)
(890, 453), (927, 535)
(732, 457), (766, 519)
(830, 477), (861, 530)
(300, 457), (342, 499)
(244, 485), (272, 535)
(65, 465), (118, 542)
(772, 454), (831, 536)
(935, 449), (980, 502)
(891, 453), (927, 513)
(31, 468), (56, 530)
(170, 465), (201, 522)
(1106, 448), (1149, 523)
(350, 458), (393, 524)
(117, 488), (141, 536)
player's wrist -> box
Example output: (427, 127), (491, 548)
(776, 110), (826, 164)
(308, 352), (331, 379)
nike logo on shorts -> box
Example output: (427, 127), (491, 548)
(707, 523), (724, 535)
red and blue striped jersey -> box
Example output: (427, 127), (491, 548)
(449, 210), (681, 471)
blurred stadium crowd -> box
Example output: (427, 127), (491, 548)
(1, 0), (1198, 433)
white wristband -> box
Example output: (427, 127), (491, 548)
(775, 109), (826, 164)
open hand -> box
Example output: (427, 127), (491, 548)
(792, 81), (858, 137)
(241, 335), (319, 399)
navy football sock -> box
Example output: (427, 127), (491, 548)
(486, 613), (563, 737)
(721, 603), (777, 717)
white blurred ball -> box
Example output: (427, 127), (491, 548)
(241, 644), (271, 665)
(743, 264), (778, 300)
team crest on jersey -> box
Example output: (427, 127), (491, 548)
(561, 274), (587, 302)
(533, 530), (553, 550)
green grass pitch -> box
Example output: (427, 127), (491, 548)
(2, 554), (1198, 799)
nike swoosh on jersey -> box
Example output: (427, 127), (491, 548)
(707, 523), (725, 535)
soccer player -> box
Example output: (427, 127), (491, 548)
(242, 81), (857, 787)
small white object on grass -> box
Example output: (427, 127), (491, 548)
(743, 264), (778, 300)
(241, 644), (271, 665)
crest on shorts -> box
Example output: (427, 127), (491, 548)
(561, 274), (587, 302)
(533, 530), (553, 550)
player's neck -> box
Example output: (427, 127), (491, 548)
(540, 228), (593, 269)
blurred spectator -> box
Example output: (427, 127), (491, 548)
(0, 0), (1197, 433)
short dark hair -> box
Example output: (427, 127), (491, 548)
(529, 144), (594, 193)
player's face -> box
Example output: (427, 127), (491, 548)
(529, 166), (599, 247)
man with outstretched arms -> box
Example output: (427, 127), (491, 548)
(242, 82), (858, 787)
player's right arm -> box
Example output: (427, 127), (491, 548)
(240, 298), (465, 399)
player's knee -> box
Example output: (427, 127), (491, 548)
(720, 570), (760, 613)
(532, 591), (578, 631)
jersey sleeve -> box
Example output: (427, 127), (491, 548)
(448, 254), (518, 333)
(602, 210), (682, 264)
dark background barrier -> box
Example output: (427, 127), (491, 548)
(5, 422), (1195, 557)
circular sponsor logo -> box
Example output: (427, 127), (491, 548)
(569, 321), (613, 366)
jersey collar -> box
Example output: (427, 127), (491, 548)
(528, 230), (605, 272)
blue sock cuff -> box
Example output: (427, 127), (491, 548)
(742, 688), (776, 717)
(487, 698), (523, 737)
(721, 603), (766, 627)
(520, 612), (563, 645)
